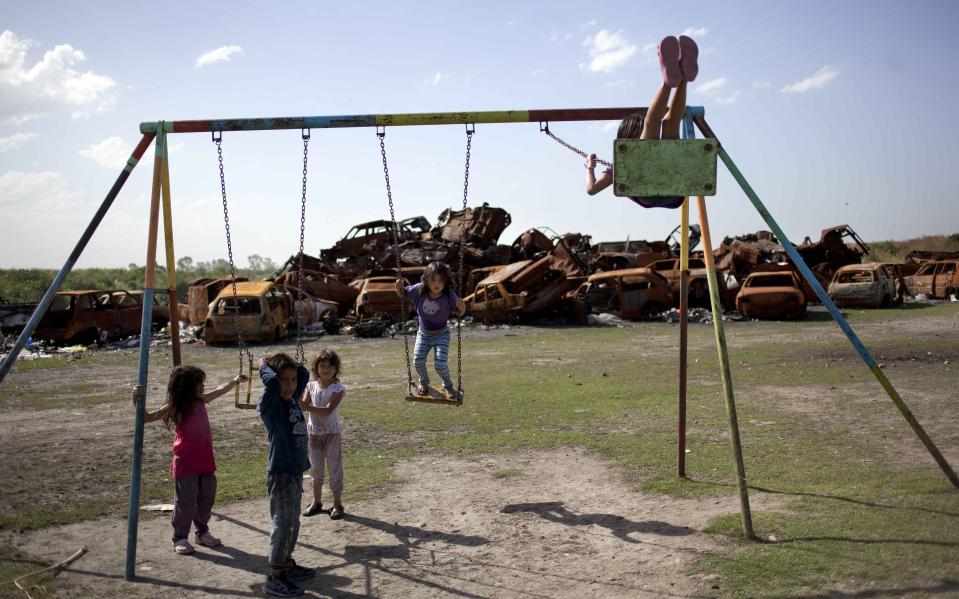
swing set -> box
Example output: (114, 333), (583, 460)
(0, 106), (955, 584)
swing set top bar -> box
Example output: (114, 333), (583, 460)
(136, 106), (695, 134)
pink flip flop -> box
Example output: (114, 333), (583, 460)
(658, 36), (682, 88)
(679, 35), (699, 82)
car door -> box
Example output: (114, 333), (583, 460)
(113, 291), (142, 335)
(910, 264), (936, 296)
(93, 292), (120, 339)
(933, 262), (956, 297)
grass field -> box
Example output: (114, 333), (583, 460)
(1, 303), (957, 597)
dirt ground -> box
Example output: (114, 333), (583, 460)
(15, 449), (775, 598)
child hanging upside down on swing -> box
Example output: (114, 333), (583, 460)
(586, 34), (699, 209)
(394, 261), (466, 400)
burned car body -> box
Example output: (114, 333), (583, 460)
(906, 260), (959, 299)
(35, 290), (169, 345)
(736, 271), (807, 320)
(568, 268), (672, 320)
(828, 263), (903, 308)
(203, 282), (290, 344)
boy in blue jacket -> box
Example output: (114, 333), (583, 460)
(258, 353), (313, 597)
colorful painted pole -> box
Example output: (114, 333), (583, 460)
(0, 133), (156, 383)
(159, 130), (182, 366)
(704, 126), (959, 489)
(126, 127), (165, 581)
(697, 195), (755, 539)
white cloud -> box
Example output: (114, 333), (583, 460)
(581, 29), (637, 73)
(781, 66), (838, 93)
(0, 170), (78, 211)
(695, 77), (727, 95)
(0, 30), (117, 123)
(79, 136), (132, 169)
(423, 72), (445, 86)
(696, 77), (741, 104)
(194, 45), (243, 68)
(715, 90), (741, 104)
(0, 131), (35, 152)
(681, 27), (709, 38)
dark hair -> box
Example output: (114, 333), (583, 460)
(163, 365), (206, 430)
(617, 112), (644, 139)
(419, 261), (454, 297)
(311, 349), (342, 383)
(265, 352), (298, 374)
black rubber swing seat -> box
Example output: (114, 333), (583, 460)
(405, 385), (463, 406)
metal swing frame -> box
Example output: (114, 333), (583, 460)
(0, 106), (954, 583)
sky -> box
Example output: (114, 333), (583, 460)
(1, 0), (958, 268)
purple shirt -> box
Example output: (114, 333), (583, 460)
(404, 283), (459, 331)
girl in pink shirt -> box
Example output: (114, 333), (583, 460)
(133, 365), (246, 555)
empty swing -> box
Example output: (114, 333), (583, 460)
(377, 124), (474, 406)
(213, 129), (312, 409)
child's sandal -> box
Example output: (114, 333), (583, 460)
(658, 36), (682, 88)
(678, 34), (699, 82)
(303, 503), (324, 517)
(173, 539), (195, 555)
(194, 531), (221, 547)
(329, 504), (345, 520)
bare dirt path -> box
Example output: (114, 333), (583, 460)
(16, 449), (778, 598)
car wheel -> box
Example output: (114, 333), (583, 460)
(880, 294), (890, 308)
(273, 326), (281, 342)
(641, 301), (666, 320)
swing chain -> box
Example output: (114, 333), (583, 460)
(455, 124), (474, 395)
(540, 121), (612, 168)
(378, 128), (414, 394)
(294, 130), (310, 365)
(214, 133), (251, 373)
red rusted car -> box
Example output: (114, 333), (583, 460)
(34, 290), (170, 345)
(736, 271), (807, 320)
(568, 268), (673, 320)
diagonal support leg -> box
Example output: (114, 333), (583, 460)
(714, 143), (959, 489)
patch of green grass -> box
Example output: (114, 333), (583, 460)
(493, 469), (521, 479)
(0, 545), (54, 599)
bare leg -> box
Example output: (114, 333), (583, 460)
(641, 83), (671, 140)
(662, 80), (687, 140)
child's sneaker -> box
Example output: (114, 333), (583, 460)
(678, 34), (699, 82)
(658, 36), (682, 88)
(287, 564), (316, 582)
(265, 575), (305, 597)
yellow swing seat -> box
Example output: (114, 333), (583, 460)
(405, 384), (463, 406)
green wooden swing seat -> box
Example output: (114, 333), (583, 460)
(405, 385), (463, 406)
(612, 138), (718, 198)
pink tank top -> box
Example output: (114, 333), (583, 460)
(171, 401), (216, 479)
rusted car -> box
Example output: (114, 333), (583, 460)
(203, 282), (291, 344)
(34, 290), (170, 345)
(568, 268), (672, 320)
(431, 203), (511, 246)
(906, 259), (959, 299)
(828, 263), (904, 308)
(353, 268), (427, 320)
(796, 225), (868, 283)
(736, 271), (807, 320)
(274, 269), (358, 314)
(181, 277), (248, 325)
(322, 217), (429, 261)
(466, 239), (586, 322)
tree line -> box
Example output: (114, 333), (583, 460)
(0, 255), (279, 303)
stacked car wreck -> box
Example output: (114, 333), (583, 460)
(18, 204), (953, 349)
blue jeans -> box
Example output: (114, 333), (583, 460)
(267, 472), (302, 571)
(413, 328), (453, 388)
